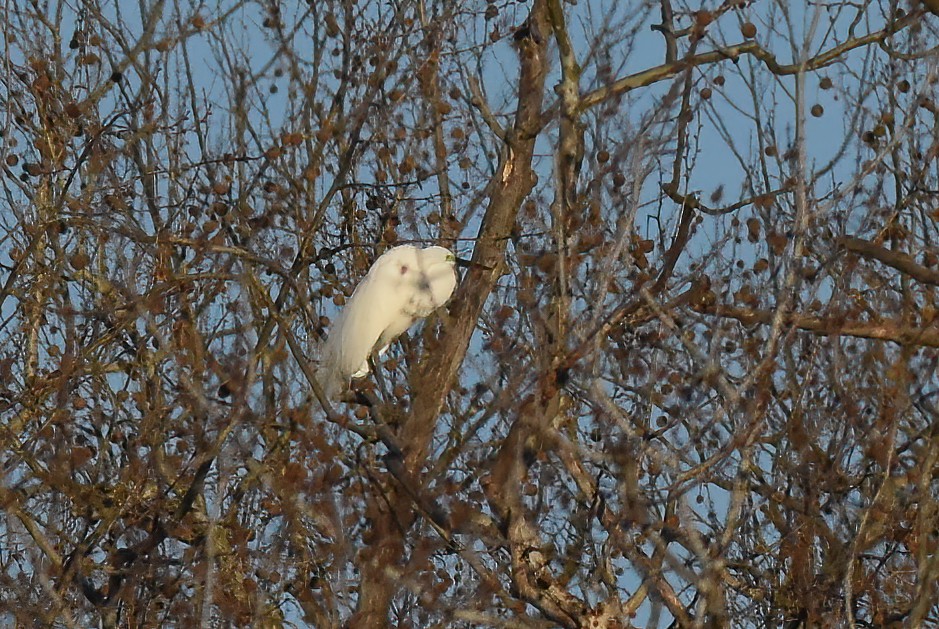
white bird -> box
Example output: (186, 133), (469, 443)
(319, 244), (458, 399)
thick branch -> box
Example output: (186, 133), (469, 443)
(697, 303), (939, 347)
(403, 1), (552, 464)
(840, 236), (939, 286)
(486, 395), (588, 628)
(579, 14), (916, 112)
(351, 2), (553, 625)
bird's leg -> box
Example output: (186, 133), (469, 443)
(368, 349), (391, 400)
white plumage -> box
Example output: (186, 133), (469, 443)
(319, 245), (458, 399)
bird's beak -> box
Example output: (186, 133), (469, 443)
(455, 257), (493, 271)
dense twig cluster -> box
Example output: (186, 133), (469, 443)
(1, 0), (938, 627)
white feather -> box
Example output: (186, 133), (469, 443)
(319, 245), (457, 399)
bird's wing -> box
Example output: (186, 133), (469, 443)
(320, 258), (411, 397)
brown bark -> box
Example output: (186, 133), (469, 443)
(351, 2), (553, 625)
(696, 302), (939, 348)
(841, 236), (939, 287)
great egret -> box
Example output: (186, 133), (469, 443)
(319, 244), (458, 399)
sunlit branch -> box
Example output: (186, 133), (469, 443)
(579, 14), (917, 112)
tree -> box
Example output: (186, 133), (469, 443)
(1, 0), (937, 626)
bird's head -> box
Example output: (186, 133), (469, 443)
(421, 245), (492, 271)
(420, 246), (456, 267)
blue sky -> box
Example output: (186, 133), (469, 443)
(3, 0), (937, 626)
